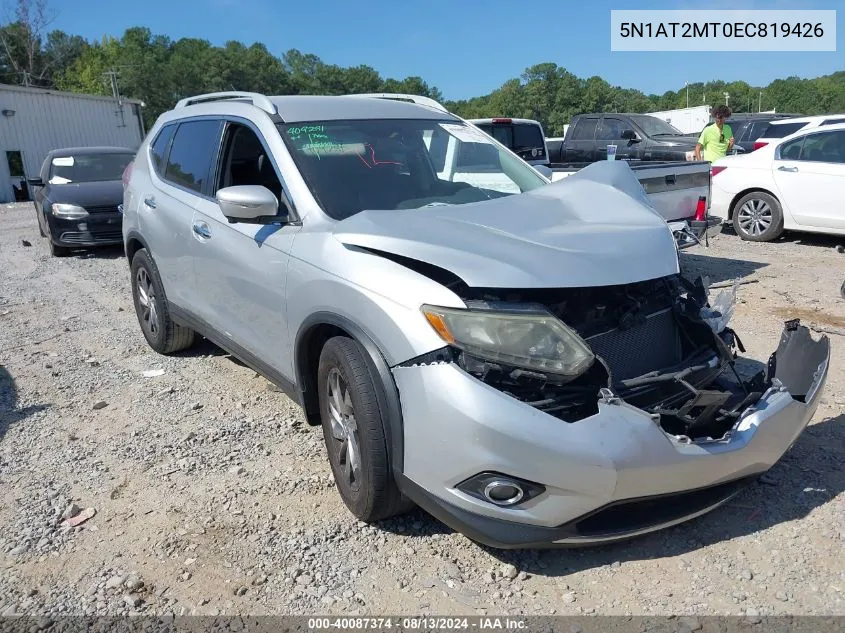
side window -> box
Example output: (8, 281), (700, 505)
(796, 131), (845, 163)
(571, 119), (598, 141)
(150, 124), (176, 175)
(596, 118), (625, 140)
(215, 122), (283, 200)
(821, 118), (845, 126)
(779, 136), (805, 160)
(164, 120), (222, 194)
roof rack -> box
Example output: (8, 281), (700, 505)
(347, 93), (449, 113)
(174, 91), (277, 115)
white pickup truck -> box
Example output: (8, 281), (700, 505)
(355, 96), (719, 249)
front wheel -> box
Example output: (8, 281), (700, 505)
(317, 336), (410, 522)
(732, 191), (784, 242)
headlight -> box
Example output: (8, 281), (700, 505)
(51, 203), (88, 219)
(421, 304), (595, 379)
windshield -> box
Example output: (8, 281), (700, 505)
(48, 153), (135, 184)
(628, 115), (683, 137)
(277, 119), (548, 220)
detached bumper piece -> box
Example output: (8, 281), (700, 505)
(670, 215), (723, 250)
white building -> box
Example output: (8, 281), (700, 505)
(645, 105), (712, 134)
(0, 84), (146, 203)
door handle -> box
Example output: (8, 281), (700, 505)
(192, 222), (211, 239)
(143, 196), (157, 209)
(778, 166), (798, 172)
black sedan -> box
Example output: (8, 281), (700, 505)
(27, 146), (135, 257)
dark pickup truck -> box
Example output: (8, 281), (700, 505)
(553, 113), (700, 164)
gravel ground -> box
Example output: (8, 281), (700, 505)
(1, 201), (843, 618)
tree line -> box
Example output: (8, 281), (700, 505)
(2, 0), (843, 134)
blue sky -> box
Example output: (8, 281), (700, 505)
(49, 0), (842, 101)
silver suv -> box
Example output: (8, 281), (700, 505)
(122, 91), (830, 549)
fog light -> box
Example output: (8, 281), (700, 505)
(456, 472), (545, 507)
(78, 223), (87, 231)
(484, 481), (524, 506)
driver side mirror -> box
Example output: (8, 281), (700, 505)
(216, 185), (292, 224)
(621, 129), (639, 141)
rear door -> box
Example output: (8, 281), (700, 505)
(565, 117), (599, 162)
(143, 118), (222, 308)
(772, 129), (845, 229)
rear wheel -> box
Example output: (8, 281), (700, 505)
(317, 336), (410, 522)
(130, 248), (195, 354)
(732, 191), (784, 242)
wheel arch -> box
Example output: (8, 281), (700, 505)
(727, 187), (780, 220)
(124, 230), (150, 264)
(294, 312), (405, 474)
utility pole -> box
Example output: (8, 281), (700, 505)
(103, 69), (127, 127)
(758, 91), (762, 112)
(724, 92), (730, 107)
(685, 82), (689, 108)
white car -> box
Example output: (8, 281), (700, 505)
(710, 122), (845, 241)
(751, 113), (845, 152)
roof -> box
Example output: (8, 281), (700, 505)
(47, 146), (136, 157)
(167, 94), (458, 123)
(770, 113), (845, 125)
(268, 95), (456, 122)
(0, 83), (144, 105)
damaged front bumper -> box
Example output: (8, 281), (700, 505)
(394, 322), (829, 549)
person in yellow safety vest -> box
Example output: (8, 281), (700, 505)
(695, 105), (734, 162)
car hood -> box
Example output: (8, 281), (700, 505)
(333, 161), (680, 289)
(46, 180), (123, 207)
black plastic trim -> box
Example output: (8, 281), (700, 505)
(396, 472), (759, 549)
(168, 303), (302, 407)
(295, 312), (405, 475)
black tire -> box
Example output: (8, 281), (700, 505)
(732, 191), (784, 242)
(49, 239), (71, 257)
(317, 336), (410, 522)
(130, 248), (195, 354)
(840, 279), (845, 301)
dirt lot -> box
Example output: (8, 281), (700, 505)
(1, 201), (843, 618)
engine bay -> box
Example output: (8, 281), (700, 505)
(448, 274), (773, 442)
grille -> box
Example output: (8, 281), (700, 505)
(585, 308), (682, 381)
(59, 229), (123, 244)
(85, 205), (119, 214)
(569, 476), (755, 538)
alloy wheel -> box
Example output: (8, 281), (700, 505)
(136, 268), (159, 335)
(737, 199), (772, 237)
(326, 367), (361, 491)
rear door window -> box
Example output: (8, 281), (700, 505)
(763, 122), (807, 138)
(570, 119), (598, 140)
(164, 120), (222, 195)
(150, 124), (177, 175)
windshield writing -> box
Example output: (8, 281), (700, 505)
(278, 119), (547, 220)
